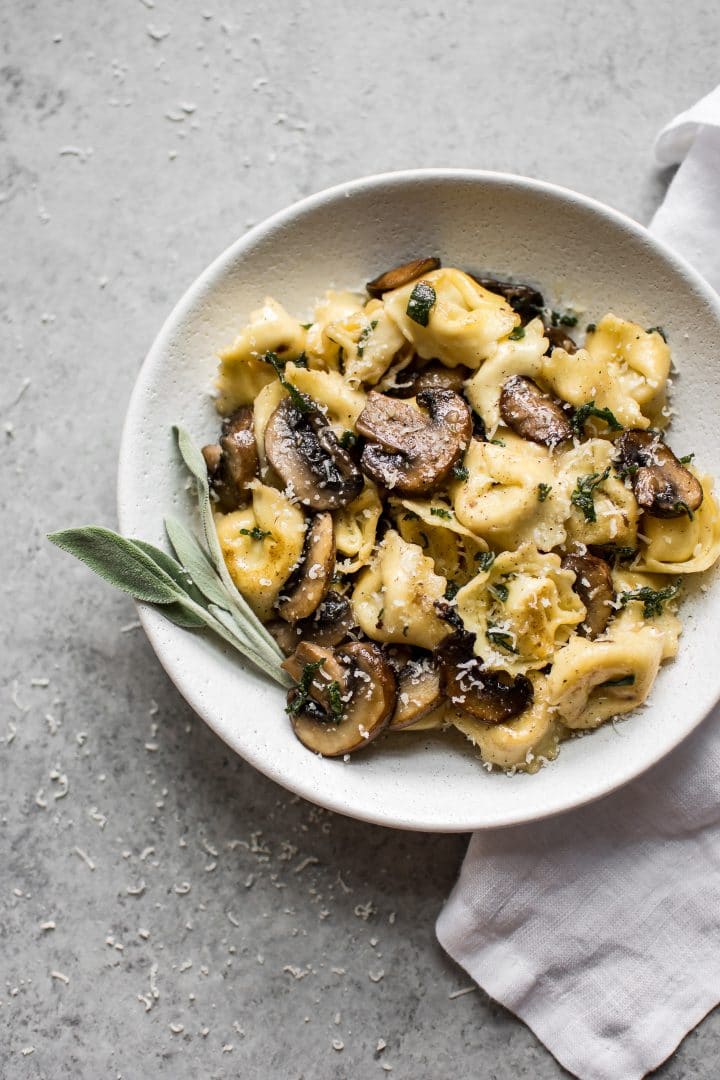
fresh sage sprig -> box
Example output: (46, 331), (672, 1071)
(47, 428), (292, 688)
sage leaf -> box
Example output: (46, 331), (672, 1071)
(133, 538), (207, 608)
(164, 516), (233, 611)
(207, 604), (293, 686)
(162, 602), (209, 629)
(173, 425), (284, 661)
(48, 528), (183, 605)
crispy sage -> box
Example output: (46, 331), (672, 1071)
(48, 427), (293, 687)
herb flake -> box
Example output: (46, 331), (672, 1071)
(508, 325), (526, 341)
(286, 659), (325, 715)
(406, 281), (436, 327)
(570, 466), (611, 523)
(487, 625), (517, 653)
(239, 526), (271, 542)
(619, 580), (681, 619)
(572, 400), (622, 436)
(537, 483), (552, 502)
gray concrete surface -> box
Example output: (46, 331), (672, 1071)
(2, 1), (719, 1076)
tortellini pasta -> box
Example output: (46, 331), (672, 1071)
(546, 629), (665, 729)
(635, 473), (720, 574)
(448, 677), (560, 771)
(323, 299), (407, 387)
(283, 362), (367, 433)
(334, 480), (383, 573)
(205, 264), (720, 774)
(216, 298), (307, 413)
(391, 496), (489, 583)
(305, 290), (364, 370)
(464, 317), (549, 431)
(384, 268), (519, 368)
(455, 544), (586, 673)
(452, 432), (568, 551)
(351, 530), (449, 650)
(214, 483), (306, 621)
(585, 315), (670, 425)
(560, 438), (639, 550)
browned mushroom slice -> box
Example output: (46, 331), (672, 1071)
(266, 619), (303, 656)
(277, 512), (335, 623)
(356, 388), (472, 494)
(298, 591), (355, 647)
(439, 635), (533, 724)
(544, 324), (578, 354)
(467, 275), (544, 323)
(282, 641), (397, 756)
(615, 430), (703, 518)
(202, 407), (259, 511)
(388, 655), (443, 731)
(366, 257), (441, 299)
(499, 375), (573, 447)
(388, 360), (470, 399)
(267, 592), (355, 655)
(561, 553), (615, 639)
(265, 398), (363, 510)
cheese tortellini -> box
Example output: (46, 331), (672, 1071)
(351, 530), (449, 650)
(214, 483), (306, 621)
(456, 544), (586, 672)
(452, 433), (568, 551)
(636, 473), (720, 574)
(204, 261), (720, 773)
(384, 268), (519, 368)
(216, 298), (307, 413)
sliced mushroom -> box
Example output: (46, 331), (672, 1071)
(388, 360), (470, 399)
(615, 430), (703, 518)
(468, 275), (544, 323)
(202, 407), (259, 511)
(265, 397), (363, 510)
(299, 591), (355, 646)
(277, 512), (335, 623)
(266, 619), (303, 656)
(544, 324), (578, 354)
(267, 592), (355, 655)
(499, 375), (573, 447)
(439, 635), (533, 724)
(388, 655), (443, 731)
(366, 257), (441, 299)
(561, 553), (615, 639)
(356, 388), (472, 494)
(282, 641), (397, 756)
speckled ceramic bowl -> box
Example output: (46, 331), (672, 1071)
(117, 169), (720, 831)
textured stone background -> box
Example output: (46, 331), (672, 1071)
(2, 1), (719, 1077)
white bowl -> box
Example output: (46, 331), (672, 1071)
(118, 169), (720, 831)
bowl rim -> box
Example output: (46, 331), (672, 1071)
(117, 167), (720, 831)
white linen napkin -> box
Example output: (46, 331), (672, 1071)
(437, 87), (720, 1080)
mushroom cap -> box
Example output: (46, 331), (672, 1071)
(561, 552), (615, 639)
(439, 635), (533, 724)
(283, 641), (397, 756)
(544, 324), (578, 354)
(499, 375), (573, 447)
(202, 407), (259, 512)
(467, 275), (544, 323)
(615, 429), (703, 518)
(265, 397), (363, 510)
(388, 655), (443, 731)
(386, 360), (470, 399)
(356, 388), (472, 494)
(277, 512), (335, 623)
(366, 257), (441, 299)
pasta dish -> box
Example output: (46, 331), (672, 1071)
(200, 259), (720, 771)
